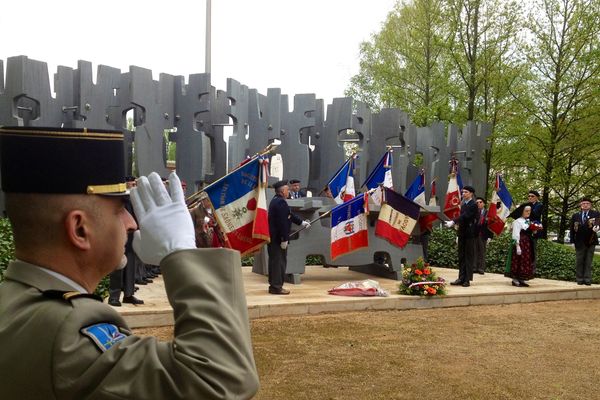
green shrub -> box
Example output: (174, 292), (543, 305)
(428, 226), (458, 268)
(0, 218), (15, 281)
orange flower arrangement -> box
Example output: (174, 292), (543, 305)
(399, 257), (446, 296)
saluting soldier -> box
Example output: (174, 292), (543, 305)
(0, 126), (259, 399)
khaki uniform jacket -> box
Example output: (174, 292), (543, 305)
(0, 248), (259, 399)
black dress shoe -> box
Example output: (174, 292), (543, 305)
(577, 282), (584, 285)
(511, 280), (521, 287)
(135, 279), (147, 285)
(450, 280), (463, 286)
(143, 278), (153, 284)
(268, 288), (291, 295)
(461, 282), (470, 287)
(519, 281), (530, 287)
(108, 298), (122, 307)
(585, 282), (592, 286)
(122, 296), (144, 305)
(477, 271), (485, 275)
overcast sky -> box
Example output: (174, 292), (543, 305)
(1, 0), (396, 106)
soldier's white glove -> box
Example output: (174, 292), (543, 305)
(593, 225), (599, 233)
(487, 238), (492, 244)
(516, 246), (522, 256)
(130, 172), (196, 265)
(280, 241), (288, 250)
(301, 220), (311, 228)
(445, 221), (455, 228)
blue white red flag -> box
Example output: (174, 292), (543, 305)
(487, 173), (513, 235)
(375, 187), (420, 249)
(204, 156), (270, 255)
(405, 170), (426, 206)
(444, 159), (462, 220)
(327, 155), (356, 204)
(362, 150), (393, 205)
(330, 193), (369, 260)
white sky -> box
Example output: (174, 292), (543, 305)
(1, 0), (396, 106)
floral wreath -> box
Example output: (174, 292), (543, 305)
(399, 257), (447, 296)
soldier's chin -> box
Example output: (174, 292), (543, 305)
(117, 254), (128, 270)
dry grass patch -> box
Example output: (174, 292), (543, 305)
(136, 299), (600, 400)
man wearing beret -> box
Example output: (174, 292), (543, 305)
(0, 126), (259, 399)
(287, 178), (306, 199)
(569, 197), (599, 285)
(445, 185), (478, 287)
(268, 180), (310, 294)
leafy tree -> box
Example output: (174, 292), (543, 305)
(346, 0), (454, 125)
(510, 0), (600, 237)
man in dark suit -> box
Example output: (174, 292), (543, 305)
(474, 197), (493, 275)
(569, 197), (599, 285)
(445, 185), (478, 287)
(287, 179), (306, 199)
(268, 180), (310, 294)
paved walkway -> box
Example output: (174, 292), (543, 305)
(113, 266), (600, 328)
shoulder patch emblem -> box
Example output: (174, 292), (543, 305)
(81, 323), (128, 352)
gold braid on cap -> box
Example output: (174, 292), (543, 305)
(87, 183), (127, 194)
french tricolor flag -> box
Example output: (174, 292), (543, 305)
(375, 187), (420, 249)
(330, 193), (369, 260)
(362, 150), (393, 205)
(328, 155), (356, 204)
(487, 173), (513, 235)
(405, 170), (426, 206)
(204, 156), (270, 255)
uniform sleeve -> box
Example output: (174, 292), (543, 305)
(52, 248), (259, 400)
(290, 212), (303, 226)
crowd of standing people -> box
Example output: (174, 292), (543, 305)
(445, 187), (597, 287)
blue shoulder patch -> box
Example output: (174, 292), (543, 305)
(81, 323), (128, 352)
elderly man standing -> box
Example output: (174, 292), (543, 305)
(445, 185), (478, 287)
(268, 180), (310, 294)
(0, 126), (258, 399)
(570, 197), (600, 286)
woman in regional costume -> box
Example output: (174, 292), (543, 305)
(507, 205), (541, 287)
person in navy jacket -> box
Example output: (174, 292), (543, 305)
(445, 185), (478, 287)
(267, 180), (310, 294)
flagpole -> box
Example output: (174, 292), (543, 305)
(288, 210), (332, 237)
(186, 143), (279, 207)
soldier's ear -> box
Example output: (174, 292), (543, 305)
(64, 210), (92, 250)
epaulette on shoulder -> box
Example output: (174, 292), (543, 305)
(42, 290), (103, 303)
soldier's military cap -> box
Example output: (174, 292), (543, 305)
(289, 179), (300, 184)
(0, 126), (127, 195)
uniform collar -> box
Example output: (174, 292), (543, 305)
(4, 260), (85, 293)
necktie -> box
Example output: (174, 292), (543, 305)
(583, 212), (588, 223)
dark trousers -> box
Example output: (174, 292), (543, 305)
(109, 252), (135, 300)
(267, 243), (287, 290)
(575, 245), (595, 283)
(458, 236), (476, 282)
(474, 236), (487, 273)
